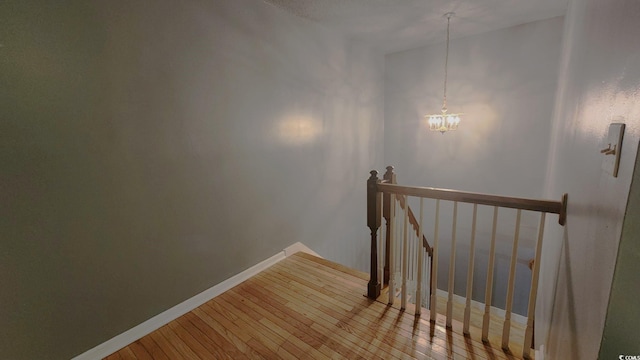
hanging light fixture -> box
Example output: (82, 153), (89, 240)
(426, 12), (462, 134)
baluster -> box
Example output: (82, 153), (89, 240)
(367, 170), (382, 299)
(416, 219), (420, 298)
(482, 206), (499, 341)
(416, 198), (425, 315)
(401, 196), (409, 309)
(464, 204), (478, 335)
(523, 213), (546, 359)
(429, 251), (432, 307)
(379, 220), (384, 291)
(430, 199), (440, 322)
(388, 193), (396, 305)
(425, 254), (431, 307)
(408, 221), (414, 302)
(396, 203), (402, 297)
(502, 209), (522, 350)
(429, 243), (434, 309)
(446, 201), (458, 328)
(424, 249), (429, 307)
(408, 213), (412, 295)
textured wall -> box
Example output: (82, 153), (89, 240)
(384, 17), (564, 315)
(0, 0), (384, 358)
(538, 0), (640, 358)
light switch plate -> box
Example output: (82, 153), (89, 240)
(602, 123), (625, 177)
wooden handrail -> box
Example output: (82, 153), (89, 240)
(378, 183), (568, 225)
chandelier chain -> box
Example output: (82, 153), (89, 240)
(442, 14), (451, 112)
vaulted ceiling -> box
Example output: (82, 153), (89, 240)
(263, 0), (568, 54)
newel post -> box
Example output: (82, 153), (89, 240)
(367, 170), (382, 299)
(382, 165), (396, 284)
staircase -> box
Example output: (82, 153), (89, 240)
(367, 166), (567, 359)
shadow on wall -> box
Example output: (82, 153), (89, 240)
(547, 224), (579, 355)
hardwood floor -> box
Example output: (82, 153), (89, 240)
(106, 252), (528, 359)
(379, 288), (529, 359)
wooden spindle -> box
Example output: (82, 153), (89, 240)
(379, 221), (384, 291)
(502, 209), (522, 350)
(446, 201), (458, 328)
(523, 213), (546, 359)
(463, 204), (478, 335)
(482, 206), (499, 341)
(367, 170), (382, 299)
(401, 196), (409, 310)
(429, 244), (434, 309)
(388, 193), (396, 305)
(415, 198), (424, 315)
(430, 199), (440, 322)
(411, 225), (416, 283)
(425, 253), (433, 309)
(383, 166), (396, 284)
(395, 205), (402, 298)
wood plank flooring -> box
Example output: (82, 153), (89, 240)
(379, 287), (529, 358)
(106, 252), (526, 359)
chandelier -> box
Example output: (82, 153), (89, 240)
(426, 12), (462, 134)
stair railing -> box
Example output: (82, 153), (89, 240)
(381, 166), (433, 314)
(366, 166), (567, 358)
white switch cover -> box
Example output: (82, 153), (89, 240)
(602, 123), (625, 177)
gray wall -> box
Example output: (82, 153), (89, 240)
(599, 146), (640, 357)
(539, 0), (640, 358)
(384, 17), (564, 315)
(0, 0), (384, 358)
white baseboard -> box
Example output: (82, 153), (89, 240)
(284, 242), (321, 257)
(72, 242), (317, 360)
(435, 289), (528, 325)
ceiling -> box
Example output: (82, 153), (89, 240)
(263, 0), (568, 54)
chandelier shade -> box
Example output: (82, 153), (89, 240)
(427, 112), (462, 133)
